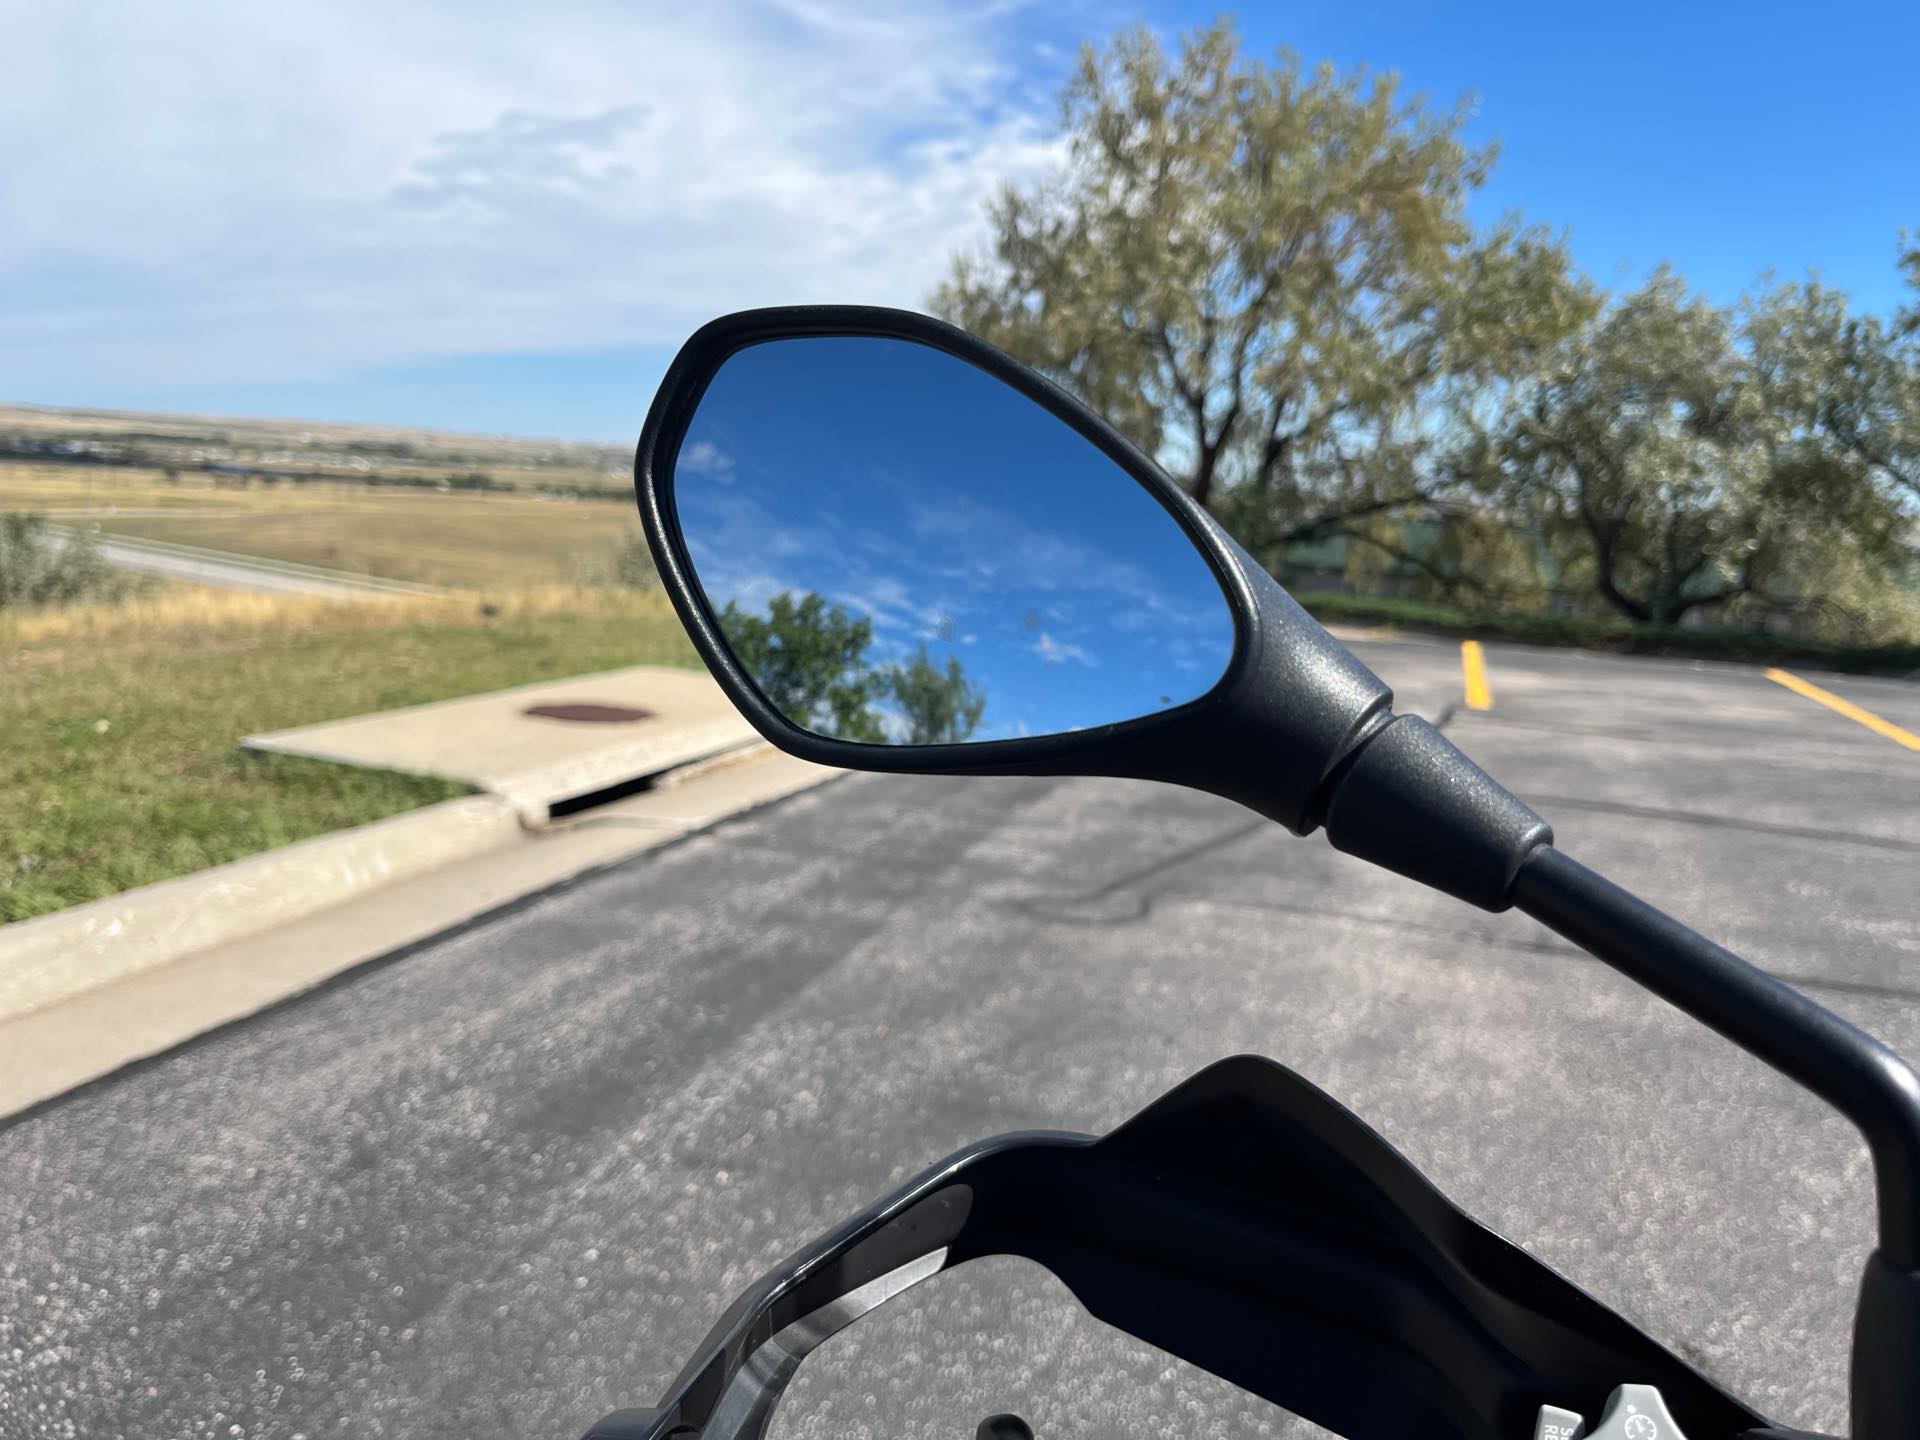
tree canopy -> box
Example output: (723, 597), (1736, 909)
(934, 20), (1594, 564)
(887, 644), (988, 745)
(1460, 273), (1907, 626)
(932, 21), (1919, 643)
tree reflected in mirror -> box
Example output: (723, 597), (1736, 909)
(718, 591), (989, 744)
(718, 592), (888, 743)
(889, 644), (987, 744)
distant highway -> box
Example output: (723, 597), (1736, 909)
(55, 524), (434, 599)
(39, 505), (237, 519)
(95, 538), (388, 597)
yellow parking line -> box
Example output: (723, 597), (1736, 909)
(1765, 668), (1920, 751)
(1461, 640), (1493, 711)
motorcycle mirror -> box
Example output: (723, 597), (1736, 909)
(635, 307), (1549, 910)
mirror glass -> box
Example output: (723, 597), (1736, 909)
(670, 336), (1237, 746)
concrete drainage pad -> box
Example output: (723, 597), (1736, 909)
(243, 664), (761, 821)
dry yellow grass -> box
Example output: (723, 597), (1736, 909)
(3, 583), (677, 658)
(0, 464), (248, 511)
(1, 456), (643, 587)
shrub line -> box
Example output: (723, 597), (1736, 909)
(1296, 592), (1920, 675)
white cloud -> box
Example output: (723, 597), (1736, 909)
(1033, 631), (1095, 666)
(677, 440), (734, 477)
(0, 0), (1068, 393)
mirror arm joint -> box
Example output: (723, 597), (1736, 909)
(1317, 711), (1554, 911)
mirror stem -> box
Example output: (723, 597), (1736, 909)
(1511, 845), (1920, 1262)
(1510, 845), (1920, 1440)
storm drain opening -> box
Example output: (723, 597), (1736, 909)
(541, 741), (772, 822)
(546, 771), (666, 819)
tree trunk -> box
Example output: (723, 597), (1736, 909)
(1189, 442), (1222, 511)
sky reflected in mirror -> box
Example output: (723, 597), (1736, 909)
(673, 336), (1237, 744)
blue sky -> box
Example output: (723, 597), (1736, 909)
(4, 0), (1913, 443)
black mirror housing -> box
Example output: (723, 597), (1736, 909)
(634, 305), (1550, 907)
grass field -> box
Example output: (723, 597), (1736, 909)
(0, 464), (253, 511)
(2, 587), (699, 922)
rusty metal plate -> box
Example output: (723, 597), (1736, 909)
(523, 702), (656, 724)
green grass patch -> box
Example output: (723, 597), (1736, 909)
(1297, 591), (1920, 673)
(2, 590), (697, 922)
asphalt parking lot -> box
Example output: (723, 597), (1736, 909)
(1, 634), (1915, 1440)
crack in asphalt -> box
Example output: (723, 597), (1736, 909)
(1010, 704), (1465, 928)
(998, 684), (1920, 1005)
(1004, 817), (1268, 926)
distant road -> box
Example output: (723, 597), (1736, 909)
(94, 538), (383, 597)
(39, 505), (237, 519)
(55, 525), (435, 600)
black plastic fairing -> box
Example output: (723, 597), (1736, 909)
(587, 1057), (1768, 1440)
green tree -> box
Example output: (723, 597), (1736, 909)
(1898, 233), (1920, 340)
(933, 20), (1593, 569)
(1742, 278), (1912, 525)
(1805, 238), (1918, 503)
(1472, 272), (1903, 627)
(885, 644), (988, 744)
(1737, 268), (1920, 638)
(717, 591), (887, 742)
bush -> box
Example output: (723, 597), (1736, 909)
(1295, 591), (1920, 674)
(574, 530), (658, 589)
(0, 512), (147, 609)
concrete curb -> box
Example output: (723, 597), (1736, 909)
(0, 749), (840, 1121)
(0, 795), (523, 1021)
(1, 665), (771, 1042)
